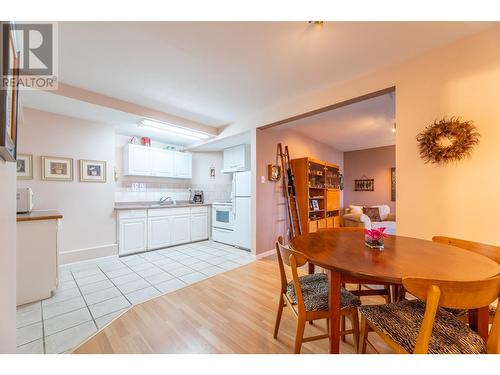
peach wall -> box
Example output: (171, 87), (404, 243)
(228, 25), (500, 246)
(18, 109), (117, 264)
(0, 158), (16, 352)
(344, 145), (395, 213)
(256, 128), (343, 254)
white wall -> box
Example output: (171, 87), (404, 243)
(18, 109), (117, 264)
(0, 158), (16, 353)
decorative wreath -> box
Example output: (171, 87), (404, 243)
(416, 117), (480, 164)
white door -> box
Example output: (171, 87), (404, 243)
(190, 213), (208, 242)
(131, 145), (152, 175)
(174, 152), (192, 178)
(233, 197), (251, 249)
(171, 215), (191, 245)
(119, 217), (147, 255)
(151, 149), (174, 177)
(234, 171), (252, 197)
(147, 216), (172, 250)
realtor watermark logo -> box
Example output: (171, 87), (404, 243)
(2, 22), (58, 90)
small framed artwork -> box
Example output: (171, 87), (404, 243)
(41, 156), (73, 181)
(391, 167), (396, 202)
(354, 178), (374, 191)
(80, 159), (107, 183)
(17, 154), (33, 180)
(267, 164), (281, 182)
(310, 199), (320, 211)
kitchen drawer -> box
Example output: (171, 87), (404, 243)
(190, 206), (208, 214)
(147, 207), (191, 217)
(118, 209), (147, 220)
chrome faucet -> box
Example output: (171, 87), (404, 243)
(159, 196), (175, 205)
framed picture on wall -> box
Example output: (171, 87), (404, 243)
(391, 167), (396, 201)
(41, 156), (73, 181)
(0, 23), (20, 162)
(80, 159), (107, 183)
(17, 154), (33, 180)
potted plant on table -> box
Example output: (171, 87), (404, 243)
(364, 227), (388, 250)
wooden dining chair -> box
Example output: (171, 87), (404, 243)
(358, 275), (500, 354)
(273, 236), (361, 353)
(432, 236), (499, 323)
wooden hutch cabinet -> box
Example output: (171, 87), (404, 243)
(290, 157), (341, 234)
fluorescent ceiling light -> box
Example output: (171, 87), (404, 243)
(138, 119), (212, 140)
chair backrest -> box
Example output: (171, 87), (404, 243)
(318, 226), (364, 233)
(432, 236), (500, 265)
(402, 275), (500, 353)
(275, 237), (309, 313)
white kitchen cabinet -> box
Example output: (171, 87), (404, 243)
(171, 214), (191, 245)
(223, 144), (250, 172)
(124, 144), (152, 176)
(147, 216), (172, 250)
(118, 210), (148, 255)
(174, 152), (192, 178)
(123, 144), (192, 179)
(190, 213), (208, 241)
(118, 206), (209, 255)
(151, 148), (174, 177)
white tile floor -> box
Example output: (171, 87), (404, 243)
(16, 240), (255, 354)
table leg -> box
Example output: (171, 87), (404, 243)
(328, 270), (341, 354)
(308, 263), (315, 274)
(469, 306), (489, 343)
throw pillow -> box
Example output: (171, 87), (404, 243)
(363, 207), (381, 222)
(349, 205), (363, 214)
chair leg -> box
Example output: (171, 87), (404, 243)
(340, 315), (346, 342)
(294, 316), (306, 354)
(349, 310), (360, 353)
(359, 316), (369, 354)
(273, 295), (285, 339)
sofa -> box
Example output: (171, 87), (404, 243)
(343, 204), (396, 235)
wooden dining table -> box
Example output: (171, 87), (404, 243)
(289, 231), (500, 354)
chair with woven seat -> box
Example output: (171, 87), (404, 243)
(358, 275), (500, 354)
(273, 236), (361, 353)
(432, 236), (499, 323)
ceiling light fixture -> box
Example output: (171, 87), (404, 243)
(138, 119), (212, 141)
(308, 21), (324, 25)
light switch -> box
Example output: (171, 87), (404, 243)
(261, 176), (265, 183)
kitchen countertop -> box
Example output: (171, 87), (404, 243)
(114, 201), (212, 210)
(17, 210), (63, 222)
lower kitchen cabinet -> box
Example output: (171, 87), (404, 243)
(118, 206), (209, 255)
(171, 214), (191, 245)
(119, 217), (148, 255)
(190, 213), (208, 242)
(147, 216), (172, 250)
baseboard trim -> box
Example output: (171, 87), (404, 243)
(59, 243), (118, 265)
(256, 248), (275, 259)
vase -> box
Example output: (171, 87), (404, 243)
(365, 235), (384, 250)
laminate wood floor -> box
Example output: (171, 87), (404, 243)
(73, 258), (392, 354)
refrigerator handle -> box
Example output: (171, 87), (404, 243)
(233, 198), (237, 219)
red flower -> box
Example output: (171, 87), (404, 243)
(364, 227), (389, 241)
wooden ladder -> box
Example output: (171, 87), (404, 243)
(277, 143), (302, 238)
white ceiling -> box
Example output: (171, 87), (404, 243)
(270, 92), (395, 152)
(21, 90), (204, 146)
(56, 22), (493, 128)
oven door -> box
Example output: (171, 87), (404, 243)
(212, 205), (234, 230)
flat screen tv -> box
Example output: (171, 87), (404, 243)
(0, 22), (20, 162)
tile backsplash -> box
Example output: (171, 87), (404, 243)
(115, 181), (232, 203)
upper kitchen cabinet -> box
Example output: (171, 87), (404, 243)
(223, 144), (250, 173)
(123, 144), (192, 178)
(174, 152), (193, 178)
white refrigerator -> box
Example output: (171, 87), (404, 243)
(232, 171), (251, 250)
